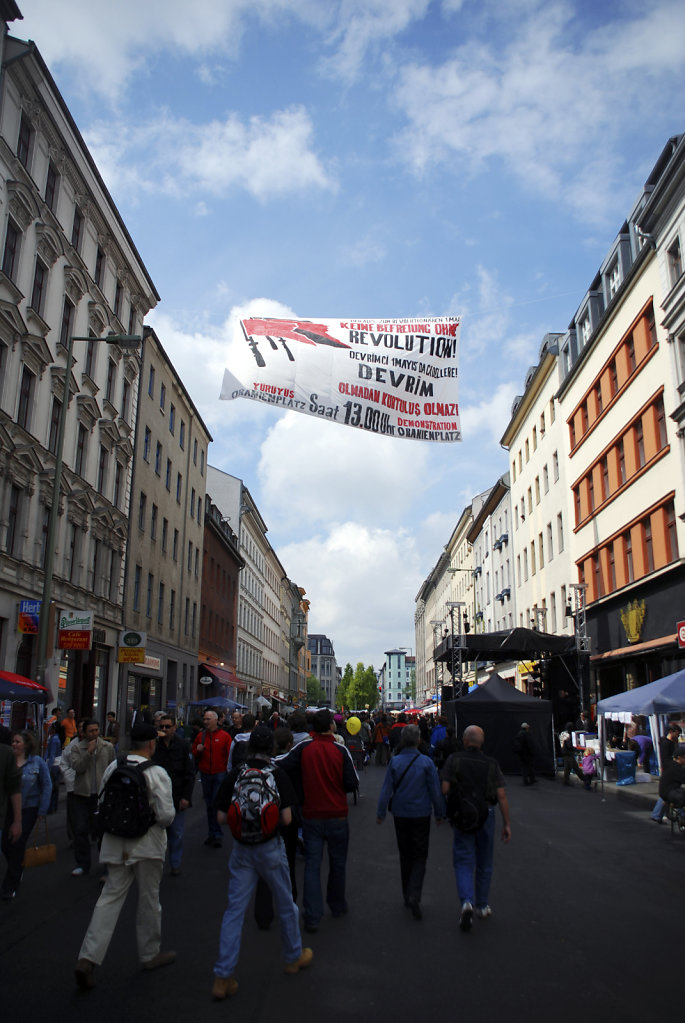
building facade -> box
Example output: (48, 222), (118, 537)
(0, 17), (158, 722)
(307, 633), (338, 707)
(198, 493), (243, 704)
(122, 329), (211, 724)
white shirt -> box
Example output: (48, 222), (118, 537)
(98, 754), (175, 865)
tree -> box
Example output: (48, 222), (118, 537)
(336, 663), (354, 710)
(306, 673), (326, 706)
(338, 662), (378, 711)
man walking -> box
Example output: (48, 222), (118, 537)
(279, 708), (358, 933)
(70, 720), (115, 876)
(441, 725), (511, 932)
(192, 710), (231, 847)
(211, 726), (312, 1000)
(74, 722), (176, 989)
(153, 714), (195, 875)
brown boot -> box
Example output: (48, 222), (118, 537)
(141, 950), (176, 971)
(284, 948), (313, 974)
(212, 975), (239, 1000)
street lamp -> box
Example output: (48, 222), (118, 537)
(35, 332), (143, 696)
(565, 582), (589, 716)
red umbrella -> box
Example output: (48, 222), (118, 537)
(0, 670), (50, 704)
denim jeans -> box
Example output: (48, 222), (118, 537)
(200, 772), (226, 841)
(166, 808), (186, 869)
(302, 817), (349, 926)
(650, 796), (666, 821)
(214, 837), (301, 978)
(451, 807), (495, 909)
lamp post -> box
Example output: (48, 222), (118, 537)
(565, 582), (589, 716)
(35, 332), (143, 697)
(429, 619), (443, 705)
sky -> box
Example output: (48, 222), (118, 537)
(14, 0), (685, 672)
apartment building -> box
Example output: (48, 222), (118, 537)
(0, 14), (158, 719)
(307, 633), (338, 706)
(122, 329), (211, 722)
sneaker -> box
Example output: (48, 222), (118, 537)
(71, 867), (85, 877)
(459, 901), (473, 932)
(141, 950), (176, 971)
(75, 958), (96, 990)
(211, 975), (238, 1000)
(475, 905), (492, 919)
(284, 948), (313, 975)
(1, 889), (15, 900)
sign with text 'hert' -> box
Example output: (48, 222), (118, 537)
(220, 316), (461, 442)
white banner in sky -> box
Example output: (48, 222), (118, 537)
(220, 316), (461, 442)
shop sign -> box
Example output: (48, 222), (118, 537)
(118, 629), (146, 663)
(58, 609), (93, 650)
(18, 599), (41, 634)
(678, 620), (685, 649)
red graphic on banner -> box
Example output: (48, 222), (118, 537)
(243, 318), (349, 349)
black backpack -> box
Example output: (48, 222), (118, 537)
(445, 754), (496, 833)
(96, 757), (156, 838)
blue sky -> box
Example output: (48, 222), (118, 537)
(15, 0), (685, 671)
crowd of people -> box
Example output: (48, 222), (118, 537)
(2, 699), (685, 999)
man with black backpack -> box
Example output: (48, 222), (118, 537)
(211, 726), (312, 1001)
(441, 725), (511, 933)
(74, 722), (176, 991)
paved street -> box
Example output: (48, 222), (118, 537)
(1, 764), (681, 1022)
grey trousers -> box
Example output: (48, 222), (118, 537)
(78, 858), (164, 965)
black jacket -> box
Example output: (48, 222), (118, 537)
(153, 734), (195, 808)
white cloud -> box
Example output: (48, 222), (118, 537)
(392, 0), (685, 222)
(279, 522), (421, 668)
(257, 410), (432, 535)
(84, 106), (334, 203)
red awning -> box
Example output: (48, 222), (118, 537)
(0, 671), (50, 704)
(199, 662), (244, 689)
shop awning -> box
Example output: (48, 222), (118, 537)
(0, 670), (50, 704)
(590, 633), (677, 663)
(199, 662), (244, 689)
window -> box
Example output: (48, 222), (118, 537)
(161, 517), (168, 552)
(133, 565), (141, 612)
(601, 456), (610, 501)
(113, 461), (122, 508)
(59, 296), (75, 349)
(2, 218), (20, 281)
(179, 420), (185, 450)
(608, 260), (621, 298)
(44, 160), (59, 212)
(588, 474), (594, 512)
(30, 257), (48, 315)
(190, 488), (195, 518)
(17, 366), (35, 430)
(609, 360), (618, 396)
(143, 427), (151, 462)
(128, 304), (136, 335)
(547, 523), (554, 561)
(195, 547), (199, 577)
(95, 246), (105, 288)
(165, 458), (171, 490)
(197, 499), (202, 525)
(75, 423), (88, 475)
(626, 334), (636, 374)
(193, 438), (198, 465)
(184, 597), (190, 635)
(71, 207), (83, 252)
(169, 404), (175, 434)
(200, 448), (205, 475)
(643, 519), (654, 573)
(146, 573), (154, 618)
(535, 477), (540, 504)
(538, 532), (544, 569)
(150, 503), (158, 541)
(114, 280), (123, 319)
(579, 314), (591, 346)
(594, 381), (603, 417)
(6, 485), (22, 556)
(552, 451), (559, 482)
(543, 465), (549, 494)
(85, 338), (96, 378)
(176, 472), (182, 503)
(624, 531), (634, 583)
(617, 437), (626, 484)
(532, 426), (537, 451)
(187, 540), (193, 572)
(105, 358), (116, 404)
(160, 383), (166, 412)
(138, 492), (147, 530)
(148, 365), (155, 398)
(155, 441), (162, 475)
(668, 236), (682, 286)
(98, 446), (108, 494)
(158, 582), (165, 626)
(666, 501), (679, 562)
(525, 438), (530, 462)
(557, 513), (564, 553)
(68, 524), (80, 583)
(635, 419), (645, 468)
(169, 589), (176, 632)
(48, 396), (62, 454)
(121, 378), (131, 421)
(608, 543), (616, 592)
(172, 528), (179, 561)
(656, 397), (668, 448)
(17, 113), (33, 168)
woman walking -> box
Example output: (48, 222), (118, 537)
(376, 724), (445, 920)
(1, 730), (52, 899)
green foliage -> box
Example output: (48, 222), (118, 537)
(307, 673), (326, 705)
(337, 661), (378, 711)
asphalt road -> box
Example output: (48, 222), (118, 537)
(1, 764), (681, 1022)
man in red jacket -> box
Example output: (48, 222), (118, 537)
(192, 711), (231, 848)
(278, 709), (358, 933)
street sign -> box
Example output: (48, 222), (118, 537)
(118, 629), (146, 663)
